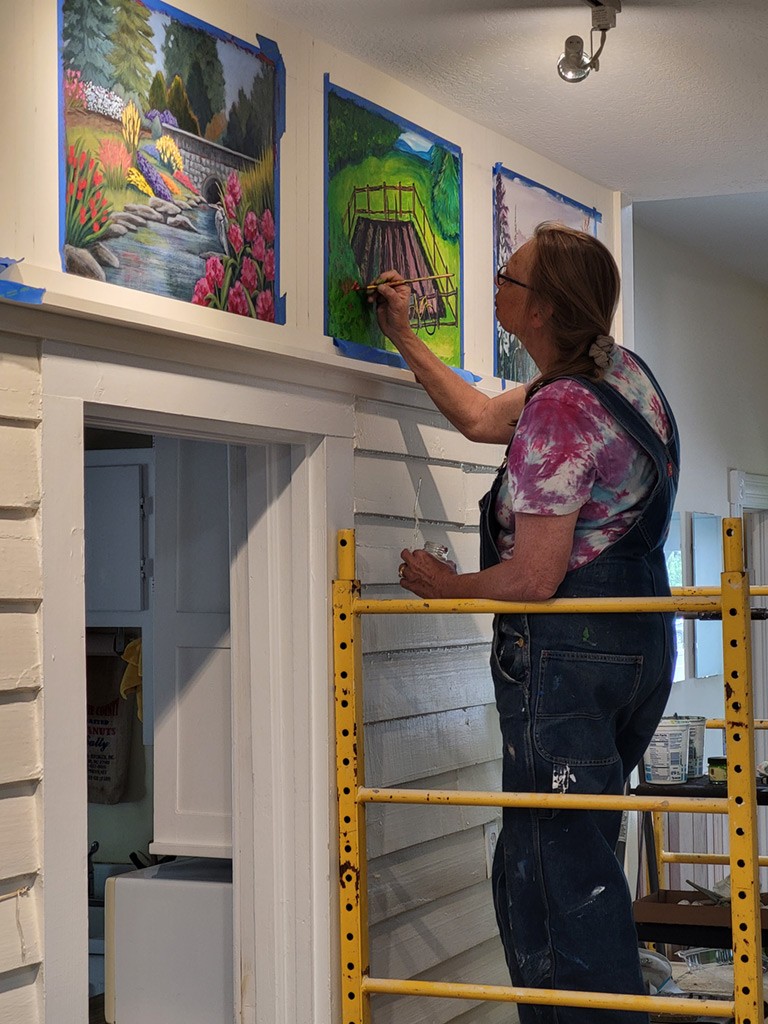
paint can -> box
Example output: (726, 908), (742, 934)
(644, 718), (690, 784)
(674, 715), (707, 777)
(708, 756), (727, 784)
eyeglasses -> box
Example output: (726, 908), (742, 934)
(496, 267), (533, 290)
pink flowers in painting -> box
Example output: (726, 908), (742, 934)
(191, 170), (276, 321)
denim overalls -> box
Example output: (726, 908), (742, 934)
(480, 354), (680, 1024)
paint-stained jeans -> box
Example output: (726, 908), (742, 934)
(490, 584), (674, 1024)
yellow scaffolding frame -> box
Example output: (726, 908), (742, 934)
(333, 518), (764, 1024)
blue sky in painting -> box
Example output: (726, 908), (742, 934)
(394, 129), (434, 161)
(147, 7), (267, 116)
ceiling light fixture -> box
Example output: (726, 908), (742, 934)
(557, 0), (621, 83)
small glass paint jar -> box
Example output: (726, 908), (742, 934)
(424, 541), (451, 563)
(708, 756), (727, 784)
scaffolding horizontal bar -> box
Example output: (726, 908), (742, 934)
(353, 596), (722, 615)
(358, 787), (729, 814)
(362, 977), (733, 1016)
(661, 851), (768, 866)
(707, 719), (768, 729)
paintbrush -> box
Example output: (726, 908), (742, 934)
(364, 272), (453, 291)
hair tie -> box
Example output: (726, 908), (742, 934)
(589, 334), (616, 370)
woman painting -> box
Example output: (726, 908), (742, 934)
(371, 222), (679, 1024)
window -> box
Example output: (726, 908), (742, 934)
(663, 511), (724, 682)
(664, 512), (686, 682)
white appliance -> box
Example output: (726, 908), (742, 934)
(104, 858), (233, 1023)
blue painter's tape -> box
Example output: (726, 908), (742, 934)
(333, 337), (480, 382)
(0, 280), (45, 304)
(257, 34), (286, 142)
(273, 292), (287, 326)
(0, 257), (22, 271)
(492, 162), (602, 224)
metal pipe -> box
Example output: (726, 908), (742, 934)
(362, 977), (733, 1016)
(358, 786), (729, 814)
(353, 596), (722, 615)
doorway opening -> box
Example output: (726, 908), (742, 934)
(84, 426), (235, 1024)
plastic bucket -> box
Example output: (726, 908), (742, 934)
(675, 715), (706, 777)
(644, 718), (690, 784)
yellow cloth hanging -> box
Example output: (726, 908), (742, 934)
(120, 638), (143, 722)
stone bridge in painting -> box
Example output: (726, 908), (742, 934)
(163, 126), (257, 203)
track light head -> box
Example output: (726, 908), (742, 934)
(557, 35), (591, 82)
(557, 1), (620, 83)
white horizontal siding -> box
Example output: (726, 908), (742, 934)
(371, 937), (514, 1024)
(0, 339), (42, 1021)
(0, 425), (39, 511)
(363, 645), (493, 723)
(365, 705), (499, 787)
(368, 826), (491, 925)
(0, 788), (39, 881)
(370, 880), (498, 981)
(362, 595), (492, 652)
(0, 518), (40, 602)
(354, 393), (507, 1024)
(0, 966), (41, 1024)
(0, 611), (41, 693)
(355, 398), (502, 466)
(0, 880), (41, 974)
(356, 520), (481, 583)
(355, 453), (495, 526)
(0, 700), (41, 786)
(0, 335), (41, 423)
(366, 760), (502, 861)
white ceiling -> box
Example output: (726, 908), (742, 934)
(262, 0), (768, 286)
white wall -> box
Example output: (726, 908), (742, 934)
(633, 221), (768, 888)
(633, 223), (768, 516)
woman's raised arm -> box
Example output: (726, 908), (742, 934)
(373, 273), (526, 445)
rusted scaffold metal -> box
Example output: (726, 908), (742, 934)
(332, 519), (763, 1024)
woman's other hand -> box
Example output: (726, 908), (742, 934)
(370, 271), (412, 340)
(398, 547), (457, 598)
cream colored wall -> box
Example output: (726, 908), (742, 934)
(0, 334), (43, 1024)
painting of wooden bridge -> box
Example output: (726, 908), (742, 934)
(344, 181), (458, 334)
(325, 79), (462, 368)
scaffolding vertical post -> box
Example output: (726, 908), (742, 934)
(721, 517), (763, 1024)
(333, 529), (370, 1024)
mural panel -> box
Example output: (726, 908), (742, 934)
(493, 165), (600, 382)
(325, 78), (463, 368)
(59, 0), (285, 322)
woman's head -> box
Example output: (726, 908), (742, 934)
(522, 222), (621, 390)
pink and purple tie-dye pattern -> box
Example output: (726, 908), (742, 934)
(495, 347), (671, 570)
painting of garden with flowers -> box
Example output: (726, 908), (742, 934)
(59, 0), (284, 323)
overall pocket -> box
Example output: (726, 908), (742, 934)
(534, 649), (643, 767)
(490, 618), (528, 687)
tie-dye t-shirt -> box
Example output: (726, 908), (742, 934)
(495, 347), (671, 570)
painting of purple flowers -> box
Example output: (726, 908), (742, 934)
(59, 0), (285, 323)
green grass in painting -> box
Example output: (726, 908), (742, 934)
(327, 148), (461, 366)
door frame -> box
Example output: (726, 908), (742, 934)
(40, 341), (354, 1024)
